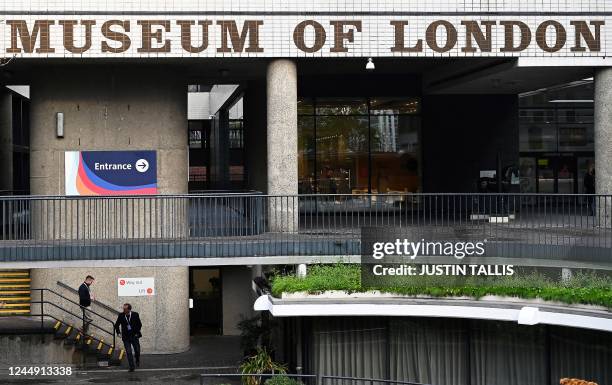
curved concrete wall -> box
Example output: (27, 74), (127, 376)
(31, 266), (190, 354)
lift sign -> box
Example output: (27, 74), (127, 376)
(65, 150), (157, 195)
(117, 277), (155, 297)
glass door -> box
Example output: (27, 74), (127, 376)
(556, 156), (576, 194)
(536, 157), (555, 193)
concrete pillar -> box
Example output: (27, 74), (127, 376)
(594, 68), (612, 226)
(30, 267), (189, 354)
(266, 60), (298, 231)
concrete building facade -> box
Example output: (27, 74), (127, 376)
(0, 0), (610, 373)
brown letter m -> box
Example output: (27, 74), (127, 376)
(7, 20), (55, 53)
(217, 20), (264, 53)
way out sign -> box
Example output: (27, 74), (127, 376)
(118, 277), (155, 297)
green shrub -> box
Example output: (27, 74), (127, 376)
(240, 348), (287, 385)
(270, 264), (612, 308)
(264, 376), (304, 385)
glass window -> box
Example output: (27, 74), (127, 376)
(519, 110), (557, 152)
(229, 120), (244, 149)
(297, 97), (421, 194)
(188, 121), (205, 149)
(370, 97), (420, 115)
(298, 116), (316, 194)
(316, 98), (368, 115)
(316, 115), (369, 194)
(370, 114), (420, 193)
(298, 98), (314, 115)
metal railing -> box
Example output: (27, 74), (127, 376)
(0, 193), (610, 268)
(199, 373), (428, 385)
(23, 288), (116, 349)
(56, 280), (120, 317)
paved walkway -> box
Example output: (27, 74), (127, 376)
(0, 335), (243, 384)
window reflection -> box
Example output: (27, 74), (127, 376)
(298, 97), (421, 195)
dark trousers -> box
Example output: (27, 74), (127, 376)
(123, 335), (140, 369)
(587, 195), (596, 216)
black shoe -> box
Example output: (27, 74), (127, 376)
(128, 367), (135, 372)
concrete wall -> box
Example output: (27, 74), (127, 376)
(27, 65), (191, 354)
(0, 334), (78, 366)
(30, 266), (190, 354)
(0, 88), (12, 192)
(221, 266), (255, 336)
(29, 65), (187, 195)
(422, 94), (519, 193)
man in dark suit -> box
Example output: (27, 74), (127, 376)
(114, 303), (142, 372)
(78, 275), (95, 323)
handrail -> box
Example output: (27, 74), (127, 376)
(0, 192), (610, 199)
(31, 288), (116, 325)
(56, 281), (120, 316)
(30, 288), (117, 348)
(1, 193), (610, 266)
(30, 300), (114, 341)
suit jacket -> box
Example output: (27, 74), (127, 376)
(114, 311), (142, 340)
(78, 283), (92, 307)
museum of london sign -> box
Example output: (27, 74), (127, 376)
(0, 16), (606, 58)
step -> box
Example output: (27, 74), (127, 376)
(0, 284), (30, 288)
(0, 308), (30, 314)
(0, 272), (29, 277)
(0, 303), (30, 308)
(0, 290), (30, 295)
(0, 297), (31, 301)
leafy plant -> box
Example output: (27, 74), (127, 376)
(237, 314), (277, 356)
(240, 348), (287, 385)
(264, 376), (304, 385)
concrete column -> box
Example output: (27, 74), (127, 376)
(266, 60), (298, 231)
(594, 68), (612, 226)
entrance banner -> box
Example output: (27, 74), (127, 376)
(65, 150), (157, 196)
(117, 277), (155, 297)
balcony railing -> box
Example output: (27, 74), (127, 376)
(0, 193), (610, 268)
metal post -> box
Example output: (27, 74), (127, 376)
(40, 290), (45, 343)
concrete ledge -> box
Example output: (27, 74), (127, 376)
(253, 294), (612, 333)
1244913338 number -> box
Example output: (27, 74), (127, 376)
(8, 366), (73, 376)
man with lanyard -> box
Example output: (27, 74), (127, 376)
(78, 275), (95, 325)
(114, 303), (142, 372)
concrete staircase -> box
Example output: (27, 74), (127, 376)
(0, 269), (31, 315)
(53, 320), (125, 366)
(0, 271), (125, 368)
